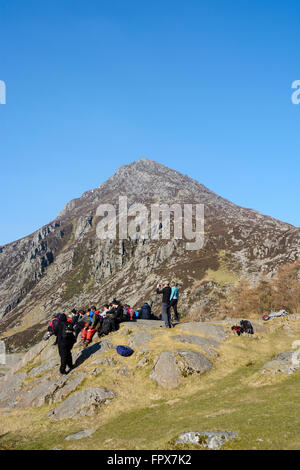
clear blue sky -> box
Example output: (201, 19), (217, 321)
(0, 0), (299, 245)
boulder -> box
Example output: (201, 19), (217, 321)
(65, 429), (95, 440)
(150, 350), (212, 389)
(48, 387), (115, 420)
(176, 350), (212, 375)
(262, 350), (300, 375)
(176, 430), (237, 450)
(150, 352), (181, 389)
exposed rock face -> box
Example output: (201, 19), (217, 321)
(150, 352), (182, 389)
(128, 331), (154, 349)
(175, 430), (237, 450)
(48, 387), (115, 420)
(178, 323), (227, 341)
(65, 429), (95, 441)
(1, 158), (300, 351)
(262, 350), (300, 375)
(150, 349), (212, 389)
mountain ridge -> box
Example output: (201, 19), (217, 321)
(1, 158), (300, 352)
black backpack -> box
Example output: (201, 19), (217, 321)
(240, 320), (254, 334)
(61, 322), (76, 341)
(97, 317), (119, 337)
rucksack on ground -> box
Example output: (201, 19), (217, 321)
(240, 320), (254, 334)
(116, 345), (134, 357)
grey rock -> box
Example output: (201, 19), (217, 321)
(172, 335), (220, 349)
(178, 323), (227, 342)
(48, 387), (115, 420)
(262, 350), (300, 375)
(150, 350), (212, 389)
(91, 357), (118, 366)
(150, 352), (181, 389)
(128, 331), (153, 348)
(118, 366), (130, 376)
(65, 429), (95, 440)
(51, 373), (86, 403)
(176, 350), (212, 375)
(0, 372), (26, 406)
(29, 356), (60, 377)
(12, 375), (68, 408)
(176, 430), (237, 450)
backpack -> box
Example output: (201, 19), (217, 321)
(97, 317), (119, 337)
(61, 322), (76, 341)
(116, 345), (134, 357)
(231, 325), (244, 336)
(48, 317), (60, 333)
(240, 320), (254, 334)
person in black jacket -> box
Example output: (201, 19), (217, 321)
(156, 282), (172, 328)
(53, 313), (76, 374)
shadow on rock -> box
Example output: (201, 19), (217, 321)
(73, 342), (102, 368)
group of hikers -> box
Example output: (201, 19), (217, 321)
(46, 281), (179, 375)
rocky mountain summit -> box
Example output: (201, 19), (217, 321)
(1, 158), (300, 351)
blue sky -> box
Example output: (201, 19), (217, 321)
(0, 0), (299, 245)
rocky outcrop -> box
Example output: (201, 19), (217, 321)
(48, 387), (115, 420)
(175, 430), (238, 450)
(262, 350), (300, 375)
(177, 323), (227, 341)
(150, 350), (212, 389)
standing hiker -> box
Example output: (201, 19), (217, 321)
(156, 282), (172, 328)
(53, 313), (76, 375)
(169, 281), (179, 322)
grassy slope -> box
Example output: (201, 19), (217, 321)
(1, 317), (300, 450)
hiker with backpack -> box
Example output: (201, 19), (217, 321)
(47, 313), (64, 345)
(168, 281), (179, 322)
(156, 282), (173, 328)
(53, 313), (76, 374)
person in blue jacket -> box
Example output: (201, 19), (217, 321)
(169, 281), (179, 322)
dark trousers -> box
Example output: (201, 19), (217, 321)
(169, 299), (178, 321)
(162, 303), (171, 328)
(58, 342), (73, 373)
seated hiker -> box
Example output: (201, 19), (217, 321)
(168, 281), (179, 322)
(80, 306), (102, 347)
(53, 313), (76, 374)
(123, 304), (136, 321)
(139, 302), (152, 320)
(73, 309), (87, 339)
(100, 304), (110, 318)
(107, 299), (128, 324)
